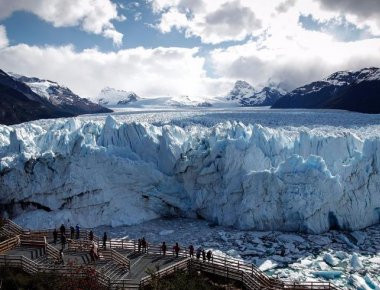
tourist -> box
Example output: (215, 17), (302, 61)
(202, 249), (206, 261)
(188, 244), (194, 258)
(103, 232), (107, 249)
(61, 234), (67, 250)
(142, 237), (147, 253)
(173, 242), (180, 258)
(207, 250), (212, 262)
(70, 226), (75, 239)
(161, 242), (167, 256)
(196, 247), (201, 259)
(53, 228), (58, 244)
(138, 239), (141, 252)
(90, 244), (95, 262)
(59, 249), (64, 265)
(60, 224), (66, 236)
(75, 224), (80, 239)
(89, 230), (94, 241)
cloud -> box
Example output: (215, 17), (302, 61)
(315, 0), (380, 34)
(210, 26), (380, 90)
(0, 25), (8, 48)
(0, 43), (230, 99)
(276, 0), (296, 13)
(155, 0), (263, 44)
(0, 0), (125, 45)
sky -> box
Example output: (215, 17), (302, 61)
(0, 0), (379, 100)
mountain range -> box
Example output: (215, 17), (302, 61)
(272, 67), (380, 113)
(0, 70), (111, 125)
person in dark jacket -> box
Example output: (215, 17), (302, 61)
(103, 232), (107, 249)
(53, 228), (58, 244)
(161, 242), (167, 256)
(173, 243), (180, 258)
(70, 226), (75, 239)
(61, 234), (67, 250)
(89, 230), (94, 241)
(188, 245), (194, 257)
(202, 249), (206, 261)
(196, 247), (201, 259)
(206, 250), (212, 262)
(75, 224), (80, 239)
(60, 224), (66, 236)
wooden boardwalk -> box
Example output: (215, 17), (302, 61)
(0, 219), (340, 289)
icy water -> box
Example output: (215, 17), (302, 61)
(95, 218), (380, 289)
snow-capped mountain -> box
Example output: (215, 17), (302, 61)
(0, 69), (75, 125)
(97, 87), (141, 106)
(11, 73), (111, 115)
(226, 80), (286, 106)
(272, 67), (380, 113)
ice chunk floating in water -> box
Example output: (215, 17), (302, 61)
(1, 115), (380, 233)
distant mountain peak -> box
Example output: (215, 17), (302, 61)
(97, 87), (141, 106)
(226, 80), (286, 106)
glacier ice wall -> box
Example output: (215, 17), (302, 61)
(1, 116), (380, 233)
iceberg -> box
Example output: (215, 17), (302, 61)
(312, 271), (342, 280)
(1, 116), (380, 233)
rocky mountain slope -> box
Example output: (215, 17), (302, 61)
(0, 70), (111, 125)
(226, 80), (286, 106)
(12, 73), (112, 115)
(272, 67), (380, 113)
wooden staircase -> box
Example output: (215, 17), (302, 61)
(0, 219), (341, 289)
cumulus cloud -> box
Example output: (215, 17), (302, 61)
(315, 0), (380, 34)
(210, 26), (380, 90)
(0, 43), (230, 99)
(0, 25), (8, 48)
(155, 0), (263, 44)
(0, 0), (125, 45)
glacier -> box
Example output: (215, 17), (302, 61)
(1, 114), (380, 234)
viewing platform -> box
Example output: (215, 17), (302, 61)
(0, 219), (340, 289)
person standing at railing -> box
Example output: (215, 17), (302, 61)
(161, 242), (167, 256)
(103, 232), (107, 249)
(89, 230), (94, 241)
(138, 239), (141, 252)
(188, 245), (194, 258)
(70, 226), (75, 239)
(53, 228), (58, 244)
(61, 234), (67, 250)
(196, 247), (201, 260)
(206, 250), (212, 262)
(60, 224), (66, 237)
(202, 249), (206, 261)
(142, 237), (147, 253)
(75, 224), (80, 239)
(173, 242), (180, 258)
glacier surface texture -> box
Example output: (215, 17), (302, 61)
(1, 115), (380, 233)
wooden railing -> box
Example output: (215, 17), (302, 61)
(139, 258), (190, 287)
(101, 248), (130, 270)
(0, 235), (20, 254)
(1, 219), (340, 290)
